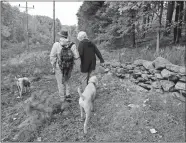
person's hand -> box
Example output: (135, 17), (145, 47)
(100, 62), (105, 67)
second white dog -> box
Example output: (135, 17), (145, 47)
(77, 76), (98, 134)
(15, 76), (31, 98)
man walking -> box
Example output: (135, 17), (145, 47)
(50, 30), (79, 110)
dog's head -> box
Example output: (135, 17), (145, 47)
(88, 76), (98, 86)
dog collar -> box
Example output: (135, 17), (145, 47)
(90, 82), (96, 87)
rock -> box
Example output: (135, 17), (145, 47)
(152, 81), (162, 89)
(154, 73), (163, 79)
(160, 80), (175, 92)
(179, 67), (186, 75)
(149, 69), (161, 74)
(128, 70), (134, 74)
(125, 74), (130, 78)
(168, 75), (180, 83)
(161, 69), (176, 78)
(137, 77), (146, 82)
(132, 73), (141, 79)
(104, 62), (110, 66)
(133, 59), (146, 66)
(172, 92), (185, 102)
(142, 61), (154, 70)
(166, 64), (186, 75)
(98, 66), (105, 74)
(104, 68), (110, 73)
(179, 76), (186, 82)
(144, 80), (152, 84)
(166, 64), (181, 73)
(126, 64), (134, 70)
(138, 83), (151, 90)
(143, 70), (149, 74)
(116, 73), (121, 77)
(179, 90), (186, 96)
(139, 66), (146, 71)
(136, 85), (148, 92)
(152, 57), (171, 70)
(155, 88), (164, 93)
(121, 64), (126, 68)
(117, 68), (124, 73)
(112, 62), (120, 68)
(147, 74), (154, 78)
(175, 82), (186, 91)
(149, 76), (157, 81)
(141, 74), (148, 80)
(120, 74), (125, 78)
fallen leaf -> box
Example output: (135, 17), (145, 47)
(37, 137), (41, 141)
(128, 104), (139, 108)
(150, 128), (157, 134)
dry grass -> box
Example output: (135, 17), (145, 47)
(100, 45), (185, 66)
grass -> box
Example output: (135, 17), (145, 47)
(100, 45), (185, 66)
(1, 39), (185, 142)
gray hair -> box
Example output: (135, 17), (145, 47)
(77, 31), (88, 41)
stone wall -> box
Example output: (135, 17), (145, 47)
(100, 57), (186, 96)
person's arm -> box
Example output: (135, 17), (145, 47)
(71, 44), (79, 60)
(94, 43), (104, 63)
(50, 42), (58, 69)
(78, 41), (83, 58)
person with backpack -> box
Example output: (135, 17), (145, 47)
(50, 30), (79, 110)
(77, 31), (104, 89)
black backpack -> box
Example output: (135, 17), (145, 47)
(58, 42), (74, 77)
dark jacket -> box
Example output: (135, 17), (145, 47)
(78, 39), (104, 73)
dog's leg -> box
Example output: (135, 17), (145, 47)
(84, 110), (90, 134)
(90, 102), (94, 112)
(16, 84), (20, 94)
(19, 84), (23, 98)
(80, 106), (84, 121)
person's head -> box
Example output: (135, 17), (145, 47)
(57, 30), (69, 45)
(77, 31), (88, 41)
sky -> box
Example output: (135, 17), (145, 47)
(9, 2), (83, 26)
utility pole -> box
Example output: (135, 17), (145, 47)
(19, 2), (34, 50)
(53, 1), (55, 43)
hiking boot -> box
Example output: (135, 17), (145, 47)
(65, 95), (72, 102)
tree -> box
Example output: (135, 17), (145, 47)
(174, 1), (184, 43)
(165, 1), (175, 35)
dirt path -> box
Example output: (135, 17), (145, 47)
(1, 63), (185, 142)
(37, 70), (185, 142)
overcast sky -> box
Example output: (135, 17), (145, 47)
(9, 2), (83, 26)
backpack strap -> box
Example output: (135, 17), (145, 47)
(67, 42), (75, 49)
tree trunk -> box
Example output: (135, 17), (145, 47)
(184, 1), (186, 40)
(174, 1), (183, 43)
(142, 2), (147, 38)
(156, 1), (164, 54)
(132, 23), (136, 48)
(165, 1), (175, 35)
(178, 1), (184, 38)
(131, 10), (136, 48)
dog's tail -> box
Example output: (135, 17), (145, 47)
(77, 87), (85, 100)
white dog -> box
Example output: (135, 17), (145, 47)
(15, 76), (31, 98)
(77, 76), (98, 134)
